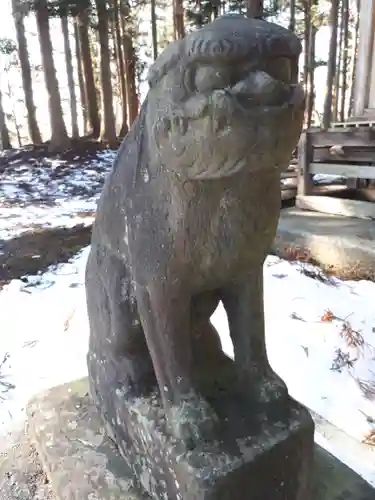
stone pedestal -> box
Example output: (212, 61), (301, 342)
(92, 388), (313, 500)
(26, 378), (375, 500)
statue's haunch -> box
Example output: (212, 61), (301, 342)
(85, 14), (304, 450)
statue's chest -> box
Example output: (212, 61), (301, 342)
(175, 179), (280, 281)
(127, 173), (280, 286)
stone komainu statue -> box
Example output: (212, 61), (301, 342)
(85, 14), (305, 450)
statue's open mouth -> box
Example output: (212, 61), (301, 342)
(181, 56), (304, 124)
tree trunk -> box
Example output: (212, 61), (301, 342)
(7, 80), (22, 147)
(306, 24), (316, 127)
(303, 0), (311, 104)
(112, 0), (128, 136)
(151, 0), (158, 60)
(95, 0), (117, 146)
(120, 0), (139, 125)
(35, 0), (69, 150)
(0, 86), (12, 150)
(173, 0), (185, 40)
(289, 0), (295, 32)
(74, 17), (88, 135)
(12, 0), (42, 144)
(61, 16), (79, 138)
(323, 0), (339, 129)
(333, 1), (343, 122)
(212, 1), (219, 19)
(348, 0), (360, 117)
(76, 8), (100, 138)
(246, 0), (263, 18)
(340, 0), (349, 121)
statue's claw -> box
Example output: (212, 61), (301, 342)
(167, 393), (218, 449)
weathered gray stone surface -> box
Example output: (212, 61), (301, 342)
(27, 379), (375, 500)
(27, 378), (147, 500)
(29, 378), (313, 499)
(0, 428), (55, 500)
(274, 208), (375, 278)
(85, 13), (307, 458)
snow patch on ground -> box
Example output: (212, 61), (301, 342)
(1, 248), (375, 486)
(0, 149), (116, 241)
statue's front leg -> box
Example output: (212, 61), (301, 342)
(135, 281), (218, 448)
(221, 265), (288, 406)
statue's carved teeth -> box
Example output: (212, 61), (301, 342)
(170, 117), (188, 136)
(162, 117), (171, 134)
(185, 95), (209, 120)
(214, 115), (227, 132)
(179, 117), (188, 135)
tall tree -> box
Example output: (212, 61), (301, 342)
(151, 0), (158, 60)
(112, 0), (128, 136)
(120, 0), (138, 125)
(61, 14), (79, 138)
(306, 21), (316, 126)
(0, 85), (11, 150)
(173, 0), (185, 39)
(323, 0), (339, 129)
(95, 0), (117, 145)
(246, 0), (263, 18)
(303, 0), (311, 102)
(289, 0), (295, 32)
(34, 0), (69, 150)
(340, 0), (350, 121)
(333, 0), (343, 122)
(76, 6), (100, 137)
(348, 0), (360, 117)
(74, 17), (88, 134)
(11, 0), (42, 144)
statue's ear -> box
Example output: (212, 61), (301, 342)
(112, 97), (150, 188)
(148, 40), (184, 88)
(131, 97), (150, 187)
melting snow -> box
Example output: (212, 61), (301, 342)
(0, 149), (117, 241)
(0, 148), (374, 487)
(0, 249), (375, 485)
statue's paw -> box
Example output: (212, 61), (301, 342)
(252, 369), (288, 405)
(167, 393), (218, 449)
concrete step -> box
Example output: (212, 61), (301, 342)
(274, 208), (375, 280)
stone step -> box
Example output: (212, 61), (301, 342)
(26, 378), (375, 500)
(274, 207), (375, 280)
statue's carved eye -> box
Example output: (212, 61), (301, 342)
(195, 66), (230, 93)
(265, 57), (292, 83)
(184, 64), (230, 93)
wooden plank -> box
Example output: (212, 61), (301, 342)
(310, 162), (375, 179)
(280, 171), (297, 179)
(297, 132), (314, 196)
(313, 146), (375, 163)
(281, 182), (297, 191)
(296, 195), (375, 220)
(308, 128), (375, 147)
(331, 121), (375, 128)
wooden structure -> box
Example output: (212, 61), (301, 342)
(297, 126), (375, 219)
(280, 161), (298, 202)
(296, 1), (375, 219)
